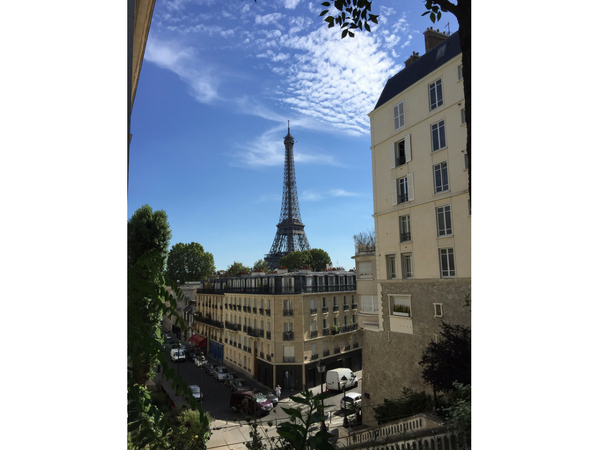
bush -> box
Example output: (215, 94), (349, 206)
(374, 387), (433, 425)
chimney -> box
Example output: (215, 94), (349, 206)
(424, 27), (449, 52)
(404, 51), (420, 68)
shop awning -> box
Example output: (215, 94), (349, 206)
(189, 334), (207, 347)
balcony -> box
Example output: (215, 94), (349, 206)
(266, 331), (271, 340)
(310, 308), (317, 315)
(283, 309), (294, 317)
(283, 331), (294, 341)
(322, 306), (329, 313)
(266, 309), (271, 317)
(353, 342), (359, 349)
(259, 308), (264, 315)
(243, 306), (248, 312)
(237, 342), (241, 349)
(224, 303), (228, 309)
(344, 305), (349, 311)
(260, 351), (264, 358)
(322, 349), (330, 357)
(237, 305), (241, 311)
(310, 330), (319, 339)
(400, 232), (411, 242)
(311, 353), (319, 360)
(225, 321), (241, 331)
(334, 347), (340, 354)
(322, 328), (330, 336)
(283, 356), (295, 363)
(343, 345), (350, 351)
(266, 354), (271, 361)
(253, 307), (257, 314)
(333, 305), (339, 312)
(352, 303), (357, 310)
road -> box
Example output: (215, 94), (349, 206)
(161, 345), (362, 431)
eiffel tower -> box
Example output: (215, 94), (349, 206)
(265, 123), (311, 270)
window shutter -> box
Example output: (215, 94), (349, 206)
(405, 134), (411, 163)
(390, 143), (395, 168)
(399, 102), (404, 128)
(392, 178), (398, 205)
(407, 173), (414, 201)
(393, 104), (399, 129)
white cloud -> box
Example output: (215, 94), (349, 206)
(280, 0), (303, 9)
(255, 13), (284, 26)
(145, 37), (220, 103)
(301, 190), (322, 202)
(331, 189), (359, 197)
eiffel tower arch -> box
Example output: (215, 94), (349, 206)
(265, 123), (311, 270)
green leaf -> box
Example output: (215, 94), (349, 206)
(320, 10), (328, 16)
(281, 407), (303, 419)
(430, 12), (436, 23)
(349, 31), (355, 37)
(365, 22), (371, 32)
(321, 2), (331, 6)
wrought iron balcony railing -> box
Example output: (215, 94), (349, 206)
(333, 305), (339, 312)
(283, 356), (295, 362)
(311, 353), (319, 360)
(283, 331), (294, 341)
(283, 309), (293, 316)
(322, 306), (329, 313)
(310, 308), (317, 315)
(310, 331), (319, 339)
(322, 349), (330, 357)
(322, 328), (330, 336)
(334, 347), (340, 354)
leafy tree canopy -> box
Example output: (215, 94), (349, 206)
(253, 259), (269, 273)
(166, 242), (216, 283)
(419, 322), (471, 394)
(227, 261), (250, 276)
(128, 204), (172, 269)
(278, 249), (332, 272)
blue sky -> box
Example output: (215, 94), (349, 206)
(127, 0), (459, 271)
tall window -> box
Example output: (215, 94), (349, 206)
(458, 64), (463, 80)
(391, 135), (411, 167)
(394, 174), (414, 205)
(393, 100), (405, 129)
(429, 79), (443, 110)
(386, 254), (397, 280)
(431, 120), (446, 151)
(399, 215), (411, 242)
(433, 162), (449, 193)
(358, 261), (372, 279)
(401, 253), (413, 279)
(461, 108), (466, 125)
(361, 295), (378, 313)
(436, 205), (452, 236)
(439, 248), (456, 278)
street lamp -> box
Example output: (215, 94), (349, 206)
(341, 375), (348, 428)
(316, 360), (327, 432)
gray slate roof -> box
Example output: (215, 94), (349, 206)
(373, 32), (462, 110)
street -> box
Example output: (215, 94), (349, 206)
(161, 346), (362, 431)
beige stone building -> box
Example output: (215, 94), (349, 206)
(193, 269), (362, 390)
(359, 29), (471, 425)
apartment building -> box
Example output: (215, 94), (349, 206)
(193, 269), (362, 390)
(359, 29), (471, 425)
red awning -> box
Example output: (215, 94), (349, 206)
(189, 334), (207, 347)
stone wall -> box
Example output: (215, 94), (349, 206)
(361, 278), (470, 426)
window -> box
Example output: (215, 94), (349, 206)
(393, 101), (405, 129)
(433, 162), (449, 193)
(431, 120), (446, 151)
(429, 79), (443, 110)
(323, 318), (327, 329)
(390, 295), (411, 317)
(434, 303), (443, 318)
(394, 174), (414, 205)
(461, 108), (466, 125)
(436, 205), (452, 236)
(439, 248), (456, 278)
(284, 322), (293, 332)
(322, 297), (327, 307)
(401, 253), (413, 279)
(464, 152), (469, 170)
(458, 64), (463, 80)
(358, 261), (372, 279)
(399, 215), (411, 242)
(390, 135), (411, 168)
(436, 43), (447, 59)
(386, 254), (397, 280)
(310, 321), (316, 332)
(360, 295), (378, 313)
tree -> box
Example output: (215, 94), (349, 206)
(253, 259), (269, 273)
(227, 261), (250, 276)
(321, 0), (471, 201)
(373, 387), (433, 425)
(419, 322), (471, 396)
(308, 248), (332, 272)
(279, 249), (332, 272)
(128, 204), (172, 269)
(353, 229), (375, 252)
(443, 382), (471, 449)
(167, 242), (216, 283)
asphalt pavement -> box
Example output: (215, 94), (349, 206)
(157, 345), (361, 450)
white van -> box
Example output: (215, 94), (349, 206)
(326, 368), (358, 391)
(170, 348), (186, 362)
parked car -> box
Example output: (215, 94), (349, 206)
(230, 391), (273, 416)
(223, 373), (236, 386)
(170, 348), (185, 363)
(340, 392), (361, 410)
(188, 385), (203, 402)
(204, 363), (216, 376)
(258, 390), (279, 406)
(228, 378), (251, 392)
(213, 366), (230, 382)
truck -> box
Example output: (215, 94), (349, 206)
(326, 368), (358, 391)
(170, 348), (186, 362)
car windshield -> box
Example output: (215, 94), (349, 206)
(190, 386), (200, 393)
(255, 394), (267, 402)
